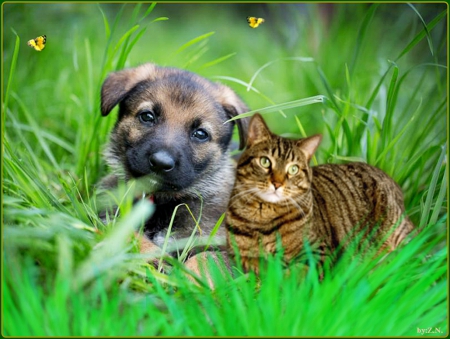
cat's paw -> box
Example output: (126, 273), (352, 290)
(242, 257), (263, 275)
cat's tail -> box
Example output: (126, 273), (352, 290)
(385, 214), (416, 252)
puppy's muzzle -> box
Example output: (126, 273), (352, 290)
(149, 151), (175, 173)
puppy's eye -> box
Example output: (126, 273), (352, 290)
(191, 129), (210, 142)
(138, 111), (156, 125)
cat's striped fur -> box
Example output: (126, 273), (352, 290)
(225, 114), (414, 273)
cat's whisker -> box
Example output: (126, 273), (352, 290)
(229, 187), (260, 200)
(233, 182), (257, 189)
(287, 197), (309, 218)
(228, 188), (260, 208)
(310, 187), (319, 195)
(241, 190), (261, 205)
(232, 183), (265, 194)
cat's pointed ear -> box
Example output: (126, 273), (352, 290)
(298, 134), (322, 161)
(247, 113), (272, 146)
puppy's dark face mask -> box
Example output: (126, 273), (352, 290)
(118, 77), (233, 192)
(100, 64), (249, 197)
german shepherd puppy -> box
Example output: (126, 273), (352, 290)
(98, 63), (249, 269)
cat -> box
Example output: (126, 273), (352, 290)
(225, 113), (414, 274)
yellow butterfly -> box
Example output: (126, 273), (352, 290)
(247, 16), (265, 29)
(27, 35), (46, 51)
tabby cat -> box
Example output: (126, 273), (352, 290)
(225, 113), (414, 273)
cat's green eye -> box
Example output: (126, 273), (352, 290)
(288, 164), (299, 175)
(260, 156), (271, 168)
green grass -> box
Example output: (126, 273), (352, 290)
(2, 3), (448, 336)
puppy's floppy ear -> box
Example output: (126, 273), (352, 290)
(100, 63), (159, 116)
(216, 84), (249, 150)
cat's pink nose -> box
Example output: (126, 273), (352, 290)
(272, 181), (282, 189)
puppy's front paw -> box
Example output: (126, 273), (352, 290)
(134, 231), (171, 272)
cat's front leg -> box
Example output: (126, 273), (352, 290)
(241, 256), (263, 275)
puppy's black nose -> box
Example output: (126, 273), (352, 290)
(149, 151), (175, 172)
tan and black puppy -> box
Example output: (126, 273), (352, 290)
(99, 63), (249, 267)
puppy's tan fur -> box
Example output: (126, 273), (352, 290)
(98, 63), (249, 281)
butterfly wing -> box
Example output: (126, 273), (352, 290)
(247, 16), (257, 28)
(27, 39), (37, 48)
(34, 35), (46, 51)
(246, 17), (264, 28)
(27, 35), (46, 51)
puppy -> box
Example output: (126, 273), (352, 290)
(98, 63), (249, 274)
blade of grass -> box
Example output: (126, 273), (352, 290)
(4, 29), (20, 113)
(6, 121), (75, 154)
(139, 2), (157, 23)
(182, 39), (209, 68)
(364, 63), (393, 110)
(350, 4), (379, 72)
(73, 200), (154, 290)
(98, 5), (111, 40)
(403, 96), (446, 166)
(428, 162), (447, 225)
(151, 17), (169, 23)
(317, 66), (340, 113)
(419, 143), (447, 229)
(169, 201), (205, 263)
(10, 92), (60, 169)
(204, 213), (225, 251)
(246, 57), (314, 92)
(98, 3), (126, 80)
(117, 27), (148, 69)
(6, 115), (45, 174)
(3, 151), (68, 213)
(85, 38), (94, 109)
(225, 95), (326, 123)
(176, 31), (215, 54)
(199, 52), (236, 69)
(381, 60), (399, 150)
(131, 3), (143, 24)
(406, 3), (434, 56)
(113, 25), (140, 55)
(118, 4), (166, 70)
(376, 99), (420, 166)
(212, 75), (262, 93)
(213, 75), (288, 117)
(398, 63), (446, 120)
(395, 8), (447, 61)
(56, 234), (74, 280)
